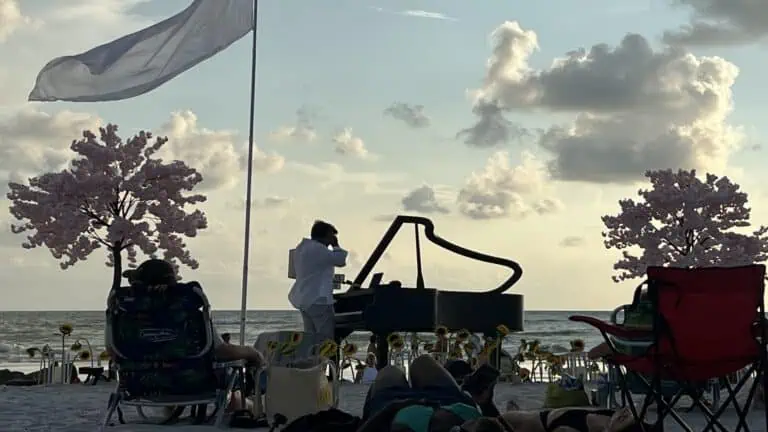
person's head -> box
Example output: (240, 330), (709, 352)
(134, 259), (177, 285)
(122, 269), (138, 284)
(310, 220), (338, 246)
(365, 353), (376, 367)
(221, 333), (231, 343)
(369, 334), (377, 344)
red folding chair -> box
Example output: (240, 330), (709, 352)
(571, 265), (768, 432)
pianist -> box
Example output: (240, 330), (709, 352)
(288, 220), (348, 348)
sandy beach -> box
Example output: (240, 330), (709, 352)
(0, 379), (764, 431)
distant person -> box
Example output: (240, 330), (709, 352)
(356, 353), (379, 384)
(221, 333), (231, 344)
(288, 220), (348, 347)
(367, 334), (378, 355)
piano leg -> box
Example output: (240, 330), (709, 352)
(376, 333), (389, 370)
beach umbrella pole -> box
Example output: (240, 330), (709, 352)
(238, 0), (259, 347)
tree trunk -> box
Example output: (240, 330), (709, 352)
(111, 247), (122, 292)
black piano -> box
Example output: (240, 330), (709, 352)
(334, 215), (524, 369)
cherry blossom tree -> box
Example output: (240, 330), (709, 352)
(6, 124), (208, 290)
(602, 169), (768, 282)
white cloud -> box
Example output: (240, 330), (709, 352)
(457, 151), (563, 219)
(0, 108), (284, 193)
(370, 7), (458, 22)
(464, 21), (742, 183)
(332, 128), (372, 159)
(0, 0), (32, 42)
(384, 102), (431, 128)
(664, 0), (768, 46)
(560, 236), (586, 247)
(401, 185), (450, 214)
(269, 106), (317, 142)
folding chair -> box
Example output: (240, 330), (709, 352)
(570, 265), (768, 431)
(100, 282), (247, 430)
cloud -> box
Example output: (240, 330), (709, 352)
(288, 161), (404, 195)
(663, 0), (768, 46)
(464, 21), (742, 183)
(457, 100), (531, 147)
(560, 236), (586, 247)
(384, 103), (431, 128)
(371, 7), (457, 22)
(457, 151), (563, 219)
(269, 106), (317, 142)
(401, 185), (450, 214)
(0, 0), (33, 42)
(0, 108), (284, 193)
(332, 128), (372, 159)
(229, 196), (293, 210)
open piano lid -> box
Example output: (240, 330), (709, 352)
(335, 215), (524, 337)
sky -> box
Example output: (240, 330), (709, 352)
(1, 0), (768, 311)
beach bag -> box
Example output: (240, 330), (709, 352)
(264, 361), (336, 426)
(543, 376), (591, 408)
(282, 408), (360, 432)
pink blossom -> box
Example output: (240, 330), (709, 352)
(6, 124), (208, 289)
(602, 169), (768, 282)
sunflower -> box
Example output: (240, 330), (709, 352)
(318, 340), (338, 357)
(266, 340), (279, 352)
(280, 342), (297, 355)
(99, 351), (110, 361)
(26, 347), (39, 358)
(78, 350), (91, 361)
(570, 339), (585, 352)
(59, 323), (73, 336)
(387, 333), (402, 346)
(289, 332), (303, 346)
(391, 338), (405, 351)
(455, 329), (471, 342)
(435, 325), (449, 337)
(496, 324), (510, 337)
(343, 343), (358, 357)
(70, 342), (82, 351)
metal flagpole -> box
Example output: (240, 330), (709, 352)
(239, 0), (259, 346)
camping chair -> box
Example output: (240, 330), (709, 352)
(99, 282), (248, 430)
(570, 265), (768, 432)
(253, 331), (340, 428)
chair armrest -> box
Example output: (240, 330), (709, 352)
(569, 315), (653, 340)
(213, 359), (246, 369)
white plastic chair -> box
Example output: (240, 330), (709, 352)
(560, 352), (593, 382)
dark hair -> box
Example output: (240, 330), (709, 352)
(221, 333), (231, 343)
(311, 220), (338, 240)
(369, 334), (377, 343)
(135, 259), (177, 285)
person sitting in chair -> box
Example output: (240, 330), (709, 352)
(109, 259), (263, 411)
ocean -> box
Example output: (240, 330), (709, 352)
(0, 310), (611, 367)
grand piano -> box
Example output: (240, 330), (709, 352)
(334, 215), (524, 369)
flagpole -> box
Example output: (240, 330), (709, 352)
(239, 0), (259, 346)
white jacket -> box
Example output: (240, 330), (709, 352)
(288, 238), (347, 310)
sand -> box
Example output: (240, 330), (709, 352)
(0, 380), (765, 431)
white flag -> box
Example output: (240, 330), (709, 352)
(28, 0), (254, 102)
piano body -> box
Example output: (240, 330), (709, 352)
(334, 215), (524, 369)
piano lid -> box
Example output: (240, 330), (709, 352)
(346, 215), (523, 295)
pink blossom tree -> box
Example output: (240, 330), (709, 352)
(602, 169), (768, 282)
(6, 124), (208, 290)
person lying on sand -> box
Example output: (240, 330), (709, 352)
(458, 406), (652, 432)
(356, 355), (500, 431)
(110, 259), (263, 411)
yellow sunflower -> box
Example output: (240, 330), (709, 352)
(266, 340), (279, 352)
(59, 323), (73, 336)
(435, 326), (449, 337)
(70, 342), (82, 351)
(289, 332), (303, 346)
(318, 340), (338, 357)
(456, 329), (471, 342)
(343, 343), (358, 357)
(26, 347), (39, 358)
(387, 333), (402, 345)
(391, 338), (405, 351)
(99, 351), (110, 361)
(78, 350), (91, 361)
(496, 324), (510, 337)
(570, 339), (585, 352)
